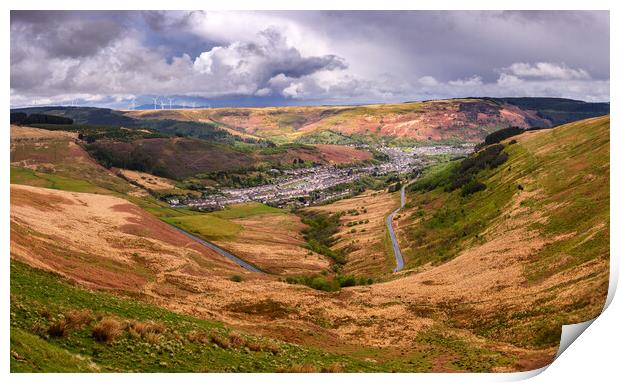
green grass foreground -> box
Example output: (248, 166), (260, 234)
(10, 261), (382, 372)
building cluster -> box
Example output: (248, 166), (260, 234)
(169, 145), (473, 210)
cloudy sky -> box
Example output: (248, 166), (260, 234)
(10, 10), (610, 108)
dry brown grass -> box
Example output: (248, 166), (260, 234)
(305, 189), (400, 276)
(65, 309), (94, 329)
(214, 213), (330, 275)
(279, 363), (343, 373)
(209, 333), (232, 349)
(92, 317), (123, 343)
(46, 309), (94, 337)
(281, 364), (319, 373)
(47, 318), (69, 337)
(118, 169), (176, 191)
(126, 320), (165, 342)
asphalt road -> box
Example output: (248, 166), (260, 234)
(169, 225), (263, 273)
(386, 184), (407, 272)
(169, 184), (409, 274)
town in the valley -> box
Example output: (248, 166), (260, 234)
(168, 144), (474, 210)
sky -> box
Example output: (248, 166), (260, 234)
(10, 10), (610, 108)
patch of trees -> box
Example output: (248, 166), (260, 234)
(411, 143), (509, 197)
(283, 273), (373, 292)
(298, 211), (346, 265)
(86, 143), (171, 178)
(10, 113), (27, 124)
(479, 126), (524, 148)
(11, 113), (73, 125)
(201, 170), (273, 188)
(445, 143), (508, 196)
(30, 124), (167, 142)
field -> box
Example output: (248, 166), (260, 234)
(305, 190), (401, 278)
(118, 169), (177, 191)
(163, 203), (331, 275)
(392, 115), (609, 349)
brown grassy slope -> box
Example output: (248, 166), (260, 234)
(87, 137), (372, 180)
(10, 184), (246, 292)
(127, 99), (551, 142)
(304, 190), (401, 277)
(9, 117), (609, 372)
(212, 213), (331, 275)
(10, 125), (136, 195)
(390, 115), (609, 352)
(9, 182), (564, 371)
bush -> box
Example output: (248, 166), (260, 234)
(126, 320), (165, 341)
(47, 318), (69, 338)
(92, 318), (123, 343)
(64, 309), (94, 329)
(230, 275), (243, 283)
(298, 211), (346, 265)
(285, 273), (373, 291)
(461, 180), (487, 196)
(210, 333), (232, 349)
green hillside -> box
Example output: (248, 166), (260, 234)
(10, 261), (380, 372)
(400, 115), (609, 348)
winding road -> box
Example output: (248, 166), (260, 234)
(169, 225), (263, 273)
(386, 184), (407, 272)
(169, 184), (409, 275)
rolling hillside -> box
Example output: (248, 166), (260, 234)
(126, 97), (609, 144)
(13, 98), (609, 145)
(9, 116), (610, 372)
(390, 115), (609, 354)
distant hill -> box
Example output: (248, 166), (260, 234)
(13, 98), (609, 145)
(125, 97), (610, 144)
(483, 97), (610, 125)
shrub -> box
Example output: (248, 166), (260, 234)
(210, 333), (231, 349)
(284, 364), (319, 373)
(92, 318), (123, 343)
(126, 320), (165, 340)
(64, 309), (94, 329)
(228, 332), (245, 348)
(230, 274), (243, 283)
(47, 318), (69, 338)
(461, 180), (487, 196)
(187, 330), (210, 344)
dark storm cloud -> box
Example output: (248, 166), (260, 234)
(11, 10), (129, 59)
(10, 10), (609, 107)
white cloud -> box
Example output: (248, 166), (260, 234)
(448, 75), (483, 86)
(282, 82), (303, 98)
(254, 87), (272, 96)
(418, 76), (439, 86)
(496, 73), (524, 86)
(502, 62), (590, 80)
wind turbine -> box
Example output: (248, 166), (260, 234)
(160, 99), (165, 110)
(152, 97), (159, 110)
(167, 98), (174, 110)
(130, 98), (136, 110)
